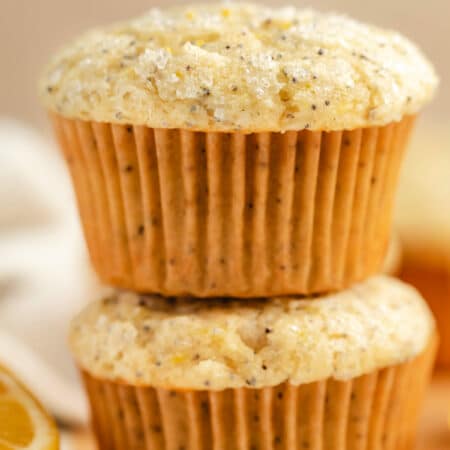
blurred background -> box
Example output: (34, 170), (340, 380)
(0, 0), (448, 448)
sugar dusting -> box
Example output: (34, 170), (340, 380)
(40, 3), (438, 132)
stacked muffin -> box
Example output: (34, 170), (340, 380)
(40, 4), (439, 449)
(395, 125), (450, 367)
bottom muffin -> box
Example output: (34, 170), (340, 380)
(400, 256), (449, 367)
(70, 276), (437, 450)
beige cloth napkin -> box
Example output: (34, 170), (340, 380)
(0, 118), (103, 427)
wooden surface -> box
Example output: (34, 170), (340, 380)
(66, 373), (450, 450)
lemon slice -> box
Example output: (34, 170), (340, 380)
(0, 364), (59, 450)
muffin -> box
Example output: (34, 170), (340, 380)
(382, 232), (402, 276)
(40, 4), (438, 297)
(70, 276), (437, 450)
(395, 122), (450, 367)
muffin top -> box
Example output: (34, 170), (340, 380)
(40, 3), (437, 133)
(395, 122), (450, 264)
(70, 276), (435, 390)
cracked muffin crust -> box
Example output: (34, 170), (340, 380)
(40, 3), (437, 132)
(70, 276), (435, 390)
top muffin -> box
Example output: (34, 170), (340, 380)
(40, 3), (437, 132)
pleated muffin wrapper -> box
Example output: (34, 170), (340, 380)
(428, 290), (450, 367)
(52, 114), (415, 296)
(80, 335), (436, 450)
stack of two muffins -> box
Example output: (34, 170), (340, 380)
(40, 4), (439, 449)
